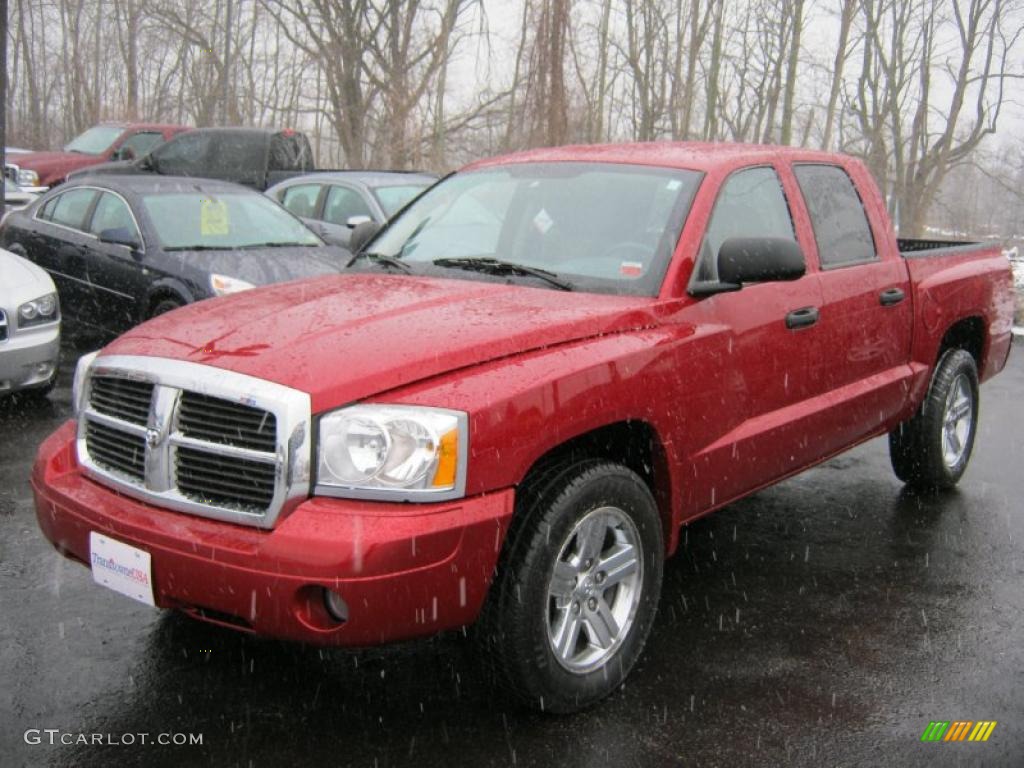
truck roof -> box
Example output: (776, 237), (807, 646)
(465, 142), (854, 174)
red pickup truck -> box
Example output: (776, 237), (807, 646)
(5, 122), (189, 190)
(32, 144), (1014, 713)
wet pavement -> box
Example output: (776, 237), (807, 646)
(1, 344), (1022, 767)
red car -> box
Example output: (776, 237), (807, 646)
(6, 123), (189, 190)
(32, 143), (1014, 713)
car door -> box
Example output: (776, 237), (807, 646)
(321, 184), (376, 247)
(684, 165), (828, 502)
(792, 163), (913, 449)
(26, 187), (99, 328)
(81, 191), (147, 333)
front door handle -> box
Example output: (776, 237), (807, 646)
(785, 306), (820, 330)
(879, 287), (905, 306)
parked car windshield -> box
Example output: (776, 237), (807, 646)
(64, 125), (124, 155)
(373, 184), (431, 217)
(367, 162), (701, 295)
(142, 191), (323, 250)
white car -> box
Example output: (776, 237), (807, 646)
(0, 247), (60, 396)
(2, 179), (39, 223)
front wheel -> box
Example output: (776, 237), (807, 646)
(480, 460), (663, 713)
(890, 349), (979, 489)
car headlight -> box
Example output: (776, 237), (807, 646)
(316, 405), (467, 501)
(210, 273), (255, 296)
(72, 351), (99, 415)
(16, 169), (39, 187)
(17, 292), (60, 327)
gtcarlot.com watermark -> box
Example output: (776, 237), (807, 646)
(24, 729), (203, 746)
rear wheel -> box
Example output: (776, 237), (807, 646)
(480, 460), (663, 713)
(889, 349), (979, 489)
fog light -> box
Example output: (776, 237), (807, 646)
(34, 362), (55, 377)
(324, 589), (349, 622)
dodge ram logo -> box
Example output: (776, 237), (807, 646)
(145, 428), (163, 449)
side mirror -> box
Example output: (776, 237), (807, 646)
(717, 237), (805, 286)
(348, 220), (382, 254)
(346, 214), (372, 229)
(98, 227), (142, 253)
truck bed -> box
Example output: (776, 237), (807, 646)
(898, 237), (994, 258)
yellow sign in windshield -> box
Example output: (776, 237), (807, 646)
(200, 198), (229, 236)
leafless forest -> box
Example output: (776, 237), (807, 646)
(4, 0), (1024, 237)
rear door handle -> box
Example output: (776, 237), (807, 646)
(785, 306), (819, 330)
(879, 287), (905, 306)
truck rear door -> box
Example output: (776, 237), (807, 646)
(792, 162), (913, 449)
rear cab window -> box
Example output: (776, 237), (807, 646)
(793, 164), (877, 269)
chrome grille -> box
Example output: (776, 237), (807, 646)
(85, 420), (146, 480)
(178, 391), (276, 452)
(176, 447), (277, 508)
(75, 356), (312, 529)
(0, 309), (7, 342)
(89, 376), (154, 425)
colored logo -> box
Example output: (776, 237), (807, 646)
(920, 721), (997, 742)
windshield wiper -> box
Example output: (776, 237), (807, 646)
(346, 251), (413, 273)
(431, 257), (573, 291)
(164, 244), (229, 252)
(239, 241), (315, 249)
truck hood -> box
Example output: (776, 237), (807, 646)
(11, 151), (103, 184)
(102, 274), (660, 411)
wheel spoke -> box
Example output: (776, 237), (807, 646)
(947, 426), (962, 456)
(549, 560), (578, 602)
(585, 597), (620, 649)
(576, 514), (607, 562)
(597, 543), (638, 587)
(552, 608), (583, 660)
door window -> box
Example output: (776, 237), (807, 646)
(794, 164), (876, 268)
(89, 192), (140, 241)
(151, 132), (208, 175)
(323, 186), (373, 226)
(119, 132), (164, 160)
(280, 184), (322, 219)
(42, 188), (98, 231)
(695, 167), (795, 282)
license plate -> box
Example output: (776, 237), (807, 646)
(89, 532), (155, 607)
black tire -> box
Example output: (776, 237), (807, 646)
(149, 297), (185, 318)
(478, 459), (663, 713)
(889, 349), (979, 489)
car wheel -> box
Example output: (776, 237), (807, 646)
(889, 348), (979, 489)
(480, 460), (663, 713)
(149, 297), (185, 318)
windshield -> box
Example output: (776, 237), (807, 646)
(63, 125), (124, 155)
(142, 191), (323, 250)
(373, 184), (431, 217)
(367, 163), (701, 295)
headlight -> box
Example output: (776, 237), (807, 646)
(72, 351), (99, 415)
(17, 292), (60, 327)
(316, 405), (467, 501)
(17, 169), (39, 187)
(210, 273), (255, 296)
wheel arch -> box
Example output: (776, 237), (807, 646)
(142, 278), (194, 321)
(514, 419), (678, 556)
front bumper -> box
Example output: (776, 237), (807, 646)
(33, 421), (515, 646)
(0, 321), (59, 393)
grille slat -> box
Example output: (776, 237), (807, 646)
(178, 391), (276, 452)
(176, 447), (276, 509)
(0, 310), (8, 342)
(86, 421), (146, 480)
(89, 376), (154, 425)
